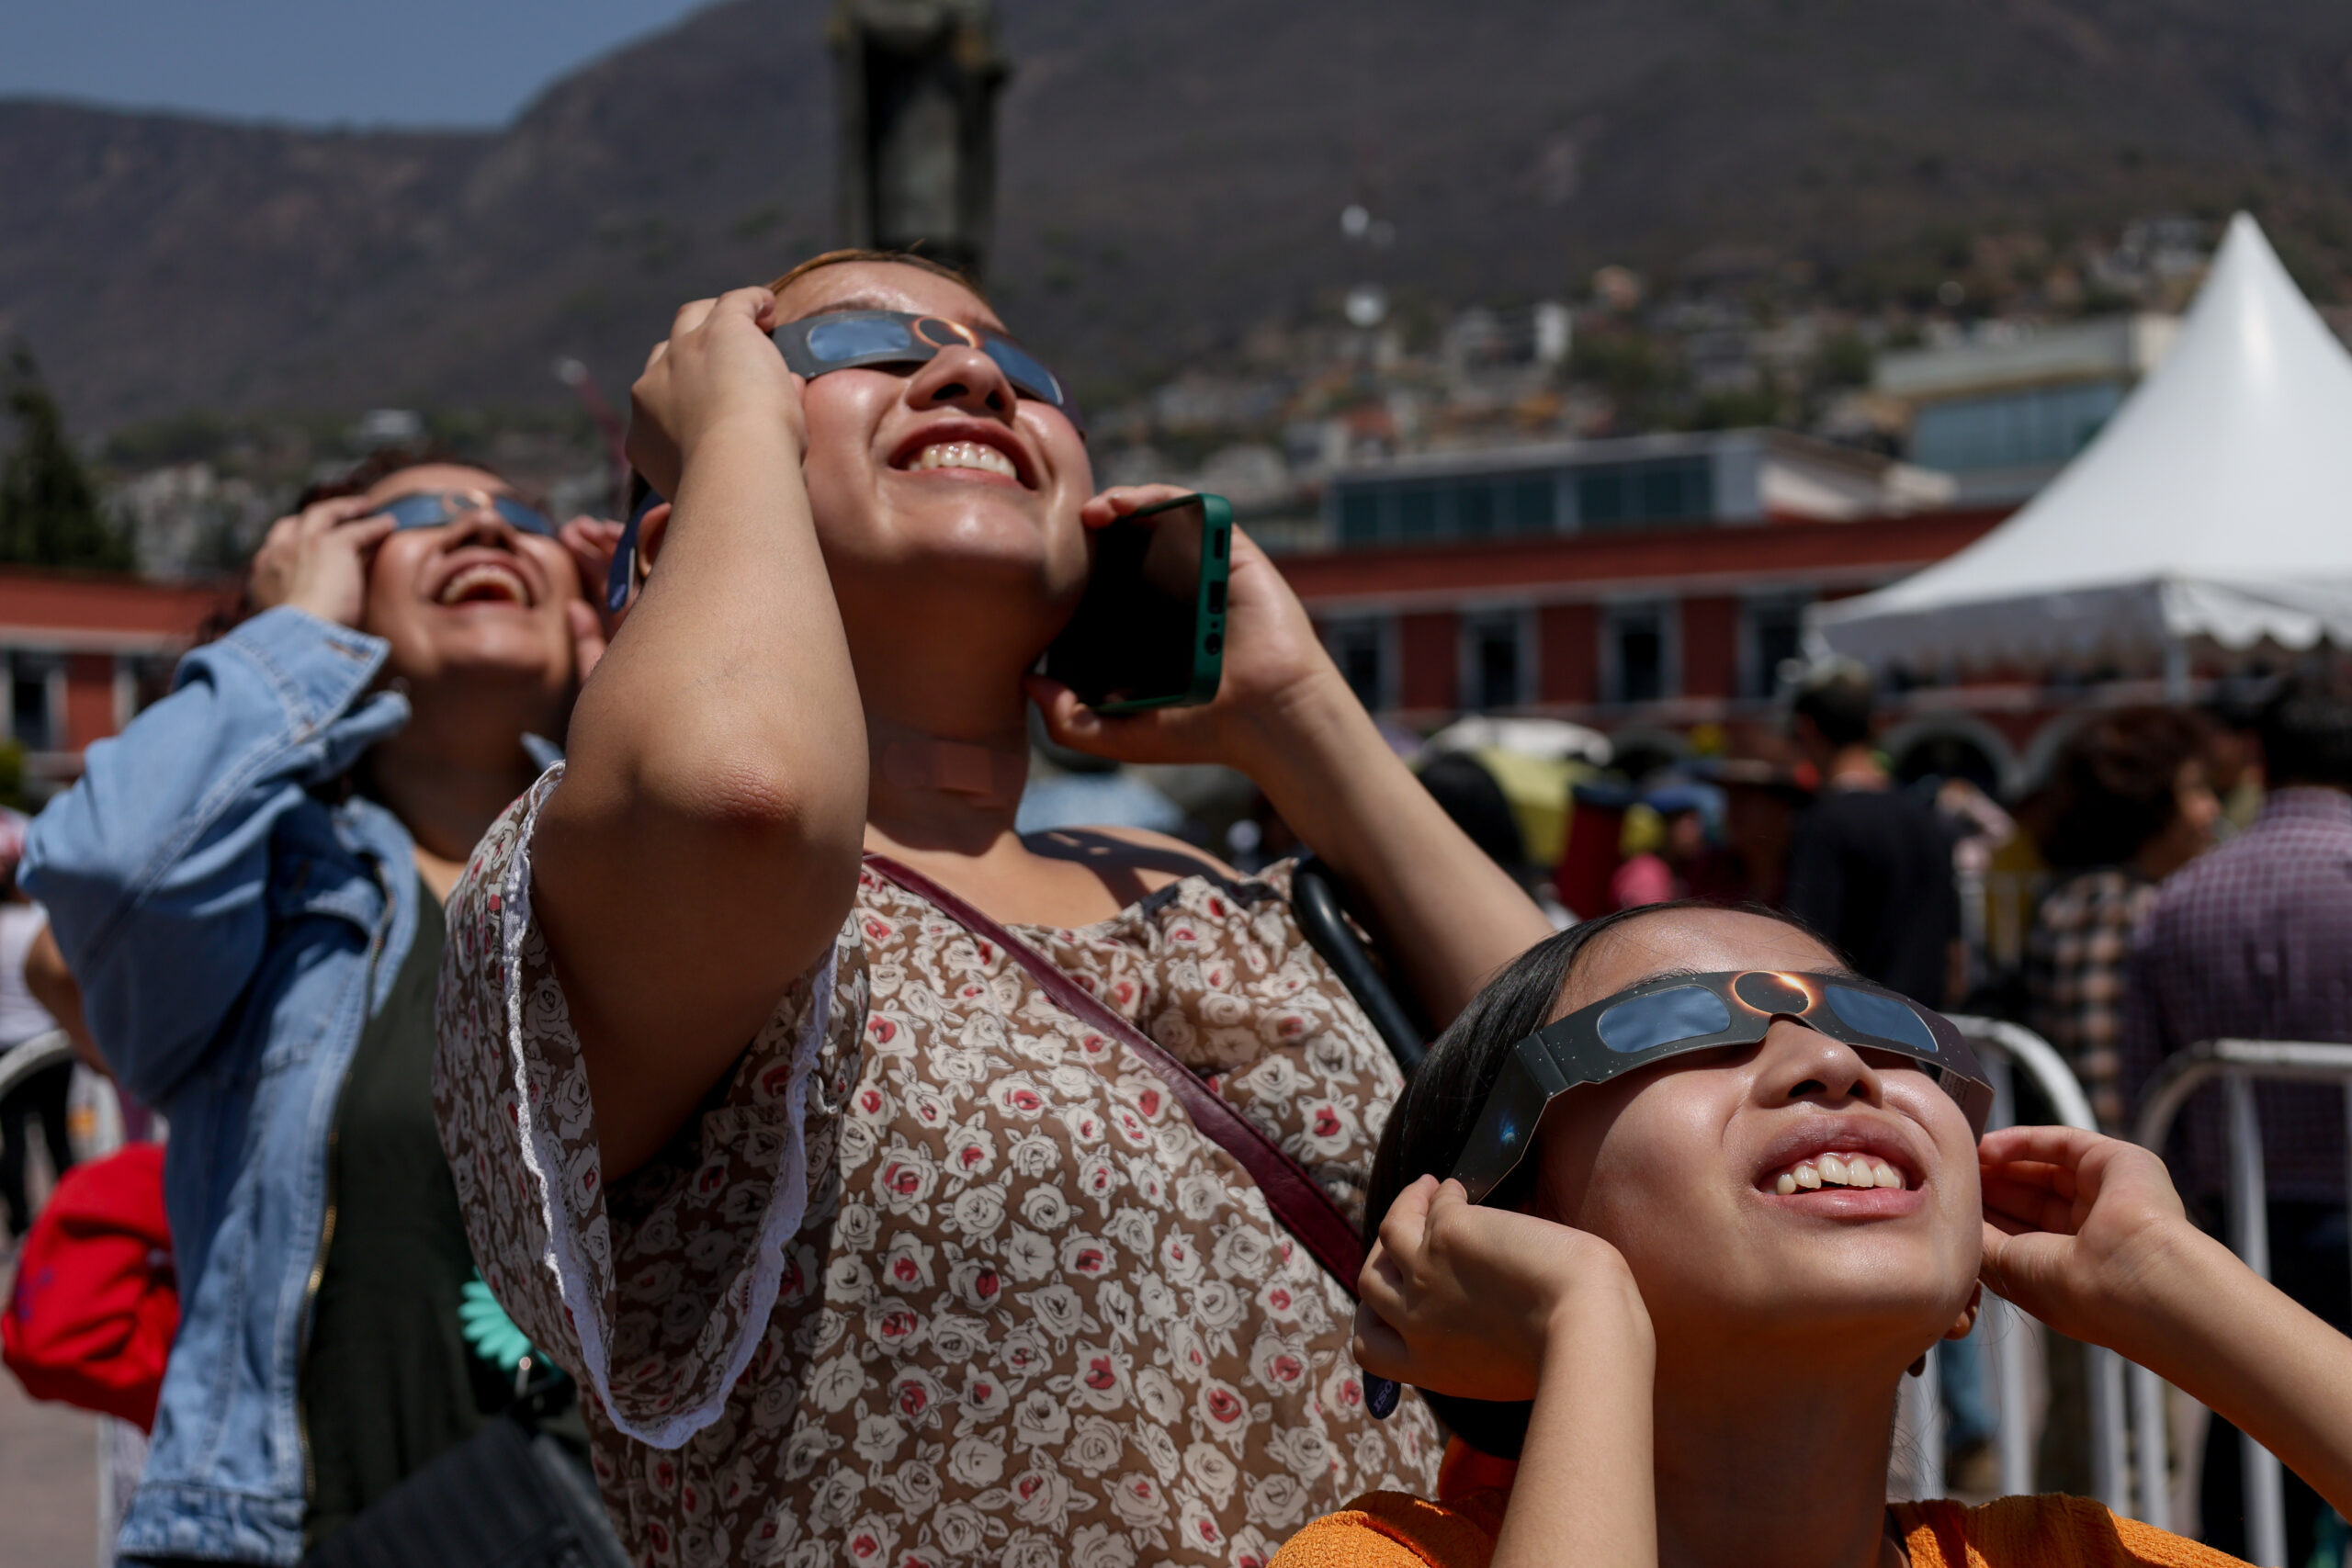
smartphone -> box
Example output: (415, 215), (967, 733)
(1043, 492), (1232, 714)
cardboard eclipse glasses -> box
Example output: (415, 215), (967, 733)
(1451, 968), (1995, 1205)
(378, 491), (559, 538)
(605, 311), (1079, 614)
(773, 310), (1077, 421)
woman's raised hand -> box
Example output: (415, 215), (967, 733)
(1024, 483), (1343, 775)
(1354, 1175), (1651, 1403)
(1976, 1124), (2197, 1350)
(248, 495), (399, 628)
(626, 287), (807, 501)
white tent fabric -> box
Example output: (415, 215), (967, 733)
(1812, 214), (2352, 671)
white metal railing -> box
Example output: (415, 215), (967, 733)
(2129, 1038), (2352, 1568)
(0, 1029), (74, 1101)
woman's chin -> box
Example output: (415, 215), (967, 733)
(1646, 1241), (1971, 1347)
(391, 625), (572, 691)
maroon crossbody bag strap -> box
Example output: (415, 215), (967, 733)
(863, 854), (1365, 1297)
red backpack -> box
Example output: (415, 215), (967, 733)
(3, 1142), (176, 1429)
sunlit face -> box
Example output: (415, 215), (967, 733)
(356, 464), (579, 697)
(1530, 908), (1981, 1359)
(772, 262), (1096, 645)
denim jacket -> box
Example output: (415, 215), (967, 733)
(24, 607), (418, 1565)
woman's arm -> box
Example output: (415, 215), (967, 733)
(1032, 495), (1552, 1026)
(530, 288), (868, 1177)
(1980, 1125), (2352, 1517)
(1354, 1175), (1657, 1568)
(21, 501), (405, 1104)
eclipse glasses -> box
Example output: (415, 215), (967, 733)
(378, 491), (559, 538)
(1452, 969), (1994, 1205)
(773, 310), (1078, 423)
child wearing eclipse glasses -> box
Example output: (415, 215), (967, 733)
(1276, 900), (2352, 1568)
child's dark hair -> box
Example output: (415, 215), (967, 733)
(1363, 898), (1834, 1456)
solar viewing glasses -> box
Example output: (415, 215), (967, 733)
(376, 491), (560, 537)
(1450, 969), (1996, 1204)
(772, 310), (1076, 421)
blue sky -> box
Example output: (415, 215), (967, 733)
(0, 0), (713, 128)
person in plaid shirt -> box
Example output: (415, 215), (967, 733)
(2025, 707), (2218, 1130)
(2121, 672), (2352, 1562)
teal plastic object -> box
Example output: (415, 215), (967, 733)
(458, 1273), (537, 1373)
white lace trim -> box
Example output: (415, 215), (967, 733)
(497, 765), (835, 1450)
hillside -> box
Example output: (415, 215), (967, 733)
(6, 0), (2352, 430)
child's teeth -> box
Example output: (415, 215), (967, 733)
(1772, 1155), (1907, 1192)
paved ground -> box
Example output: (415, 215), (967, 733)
(0, 1247), (99, 1568)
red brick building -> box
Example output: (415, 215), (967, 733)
(1289, 508), (2007, 729)
(0, 569), (239, 797)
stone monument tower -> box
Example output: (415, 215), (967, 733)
(831, 0), (1010, 277)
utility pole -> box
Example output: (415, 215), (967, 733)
(830, 0), (1010, 278)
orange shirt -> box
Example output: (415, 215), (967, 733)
(1274, 1452), (2250, 1568)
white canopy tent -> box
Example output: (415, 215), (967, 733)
(1811, 215), (2352, 682)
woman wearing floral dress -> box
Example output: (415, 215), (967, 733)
(433, 252), (1553, 1567)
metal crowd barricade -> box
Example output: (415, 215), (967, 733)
(2130, 1038), (2352, 1568)
(0, 1028), (74, 1103)
(1921, 1018), (2133, 1516)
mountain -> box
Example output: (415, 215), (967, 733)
(7, 0), (2352, 431)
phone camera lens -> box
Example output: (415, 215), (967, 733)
(1204, 633), (1224, 655)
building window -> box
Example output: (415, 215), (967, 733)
(1334, 453), (1721, 547)
(1603, 604), (1672, 705)
(1743, 596), (1809, 697)
(1577, 457), (1712, 531)
(1461, 610), (1530, 712)
(1910, 379), (2127, 472)
(8, 653), (57, 750)
(1509, 477), (1555, 534)
(1455, 482), (1495, 538)
(1397, 481), (1442, 541)
(125, 653), (177, 720)
(1325, 617), (1390, 712)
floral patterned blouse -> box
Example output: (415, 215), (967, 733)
(433, 770), (1441, 1568)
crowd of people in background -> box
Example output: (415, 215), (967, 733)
(4, 245), (2352, 1568)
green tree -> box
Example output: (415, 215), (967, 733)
(0, 347), (132, 570)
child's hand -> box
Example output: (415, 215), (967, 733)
(1354, 1175), (1651, 1402)
(1977, 1124), (2198, 1348)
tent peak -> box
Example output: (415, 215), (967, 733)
(1812, 211), (2352, 671)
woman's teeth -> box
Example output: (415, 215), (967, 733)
(436, 562), (529, 605)
(1772, 1155), (1905, 1195)
(909, 441), (1017, 480)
